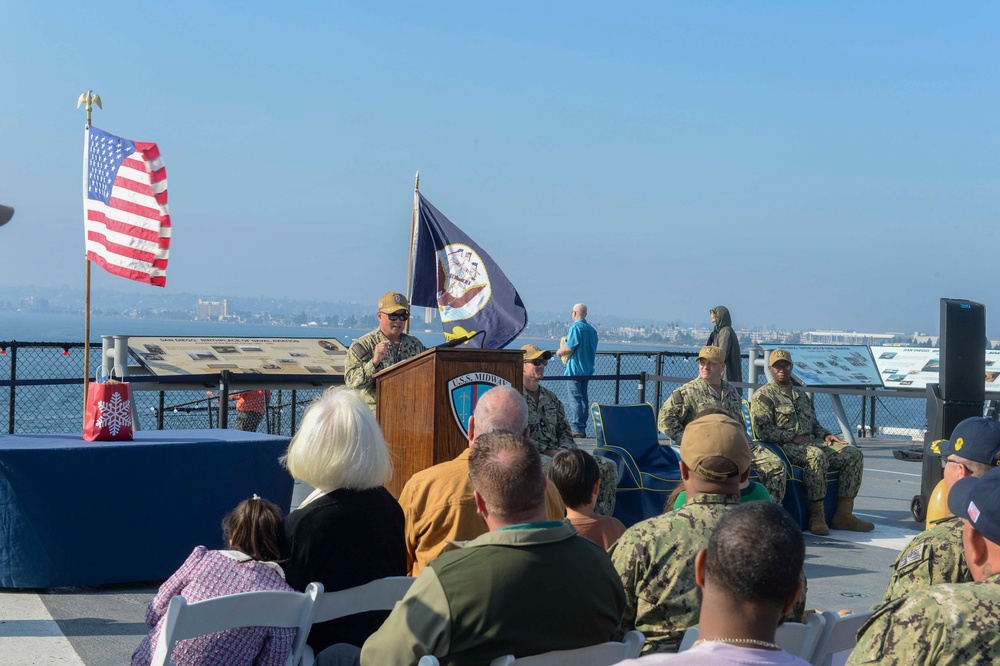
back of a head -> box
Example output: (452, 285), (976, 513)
(468, 431), (545, 519)
(548, 448), (600, 509)
(680, 413), (751, 482)
(472, 385), (528, 438)
(705, 502), (804, 608)
(282, 387), (392, 492)
(574, 303), (588, 318)
(222, 495), (284, 562)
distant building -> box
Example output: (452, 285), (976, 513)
(800, 330), (896, 345)
(196, 299), (229, 320)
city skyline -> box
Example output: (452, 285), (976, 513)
(2, 3), (997, 334)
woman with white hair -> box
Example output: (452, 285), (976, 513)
(280, 388), (405, 655)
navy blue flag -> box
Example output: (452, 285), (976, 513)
(410, 193), (527, 348)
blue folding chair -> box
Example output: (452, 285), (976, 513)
(744, 400), (840, 530)
(591, 403), (682, 527)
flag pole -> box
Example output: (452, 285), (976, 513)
(405, 171), (419, 335)
(77, 90), (102, 426)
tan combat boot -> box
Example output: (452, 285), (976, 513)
(808, 500), (829, 535)
(830, 497), (875, 532)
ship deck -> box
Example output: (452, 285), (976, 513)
(0, 437), (927, 665)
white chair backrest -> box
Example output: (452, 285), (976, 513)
(299, 577), (416, 666)
(417, 657), (441, 666)
(149, 581), (321, 666)
(679, 613), (826, 662)
(812, 610), (873, 666)
(308, 576), (415, 624)
(487, 630), (645, 665)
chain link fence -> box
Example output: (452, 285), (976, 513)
(2, 341), (929, 440)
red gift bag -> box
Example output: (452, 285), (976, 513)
(83, 379), (134, 441)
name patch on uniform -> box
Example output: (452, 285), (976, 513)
(897, 544), (925, 570)
(447, 373), (511, 437)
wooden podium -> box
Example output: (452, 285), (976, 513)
(375, 347), (524, 497)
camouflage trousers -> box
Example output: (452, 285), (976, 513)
(751, 444), (787, 503)
(541, 452), (618, 517)
(781, 440), (863, 501)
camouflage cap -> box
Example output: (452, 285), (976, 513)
(377, 291), (410, 313)
(521, 344), (553, 362)
(935, 417), (1000, 465)
(697, 346), (725, 364)
(769, 349), (793, 366)
(949, 465), (1000, 545)
(680, 413), (752, 480)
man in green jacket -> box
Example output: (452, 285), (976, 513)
(360, 431), (625, 666)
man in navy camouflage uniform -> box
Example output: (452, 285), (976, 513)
(344, 291), (426, 415)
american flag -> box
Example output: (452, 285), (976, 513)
(84, 126), (171, 286)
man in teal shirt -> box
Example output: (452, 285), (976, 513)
(557, 303), (598, 437)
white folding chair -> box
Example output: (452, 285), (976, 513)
(487, 630), (645, 665)
(149, 581), (321, 666)
(299, 576), (415, 666)
(811, 610), (873, 666)
(679, 613), (826, 662)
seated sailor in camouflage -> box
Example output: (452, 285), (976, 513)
(609, 413), (806, 654)
(879, 417), (1000, 606)
(521, 344), (618, 517)
(750, 349), (873, 535)
(658, 345), (787, 503)
(849, 465), (1000, 666)
(344, 291), (427, 414)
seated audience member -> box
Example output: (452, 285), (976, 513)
(617, 502), (810, 665)
(397, 385), (565, 576)
(750, 348), (873, 534)
(547, 448), (626, 548)
(132, 496), (295, 666)
(879, 417), (1000, 606)
(610, 413), (807, 654)
(849, 465), (1000, 665)
(521, 343), (619, 516)
(658, 346), (786, 503)
(326, 432), (625, 666)
(669, 407), (771, 510)
(280, 388), (405, 654)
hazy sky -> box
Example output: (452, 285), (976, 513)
(2, 2), (997, 334)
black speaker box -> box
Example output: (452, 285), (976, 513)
(939, 298), (986, 403)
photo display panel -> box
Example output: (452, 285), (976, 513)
(757, 344), (882, 387)
(872, 346), (1000, 393)
(127, 336), (348, 376)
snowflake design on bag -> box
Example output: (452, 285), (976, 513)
(96, 391), (131, 436)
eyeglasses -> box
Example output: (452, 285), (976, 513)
(941, 457), (965, 470)
(381, 312), (409, 321)
(525, 360), (548, 367)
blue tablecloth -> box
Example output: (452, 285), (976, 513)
(0, 430), (293, 588)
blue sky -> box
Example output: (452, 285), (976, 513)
(1, 2), (997, 334)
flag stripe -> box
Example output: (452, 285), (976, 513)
(84, 126), (170, 287)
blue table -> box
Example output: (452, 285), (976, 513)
(0, 430), (293, 588)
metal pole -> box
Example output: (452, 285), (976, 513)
(638, 371), (647, 404)
(219, 370), (230, 429)
(7, 342), (17, 434)
(869, 395), (876, 437)
(614, 353), (622, 404)
(290, 390), (298, 434)
(655, 353), (663, 408)
(860, 392), (867, 437)
(157, 391), (165, 430)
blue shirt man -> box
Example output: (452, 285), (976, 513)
(557, 303), (598, 436)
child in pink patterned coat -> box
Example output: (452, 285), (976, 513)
(132, 496), (296, 666)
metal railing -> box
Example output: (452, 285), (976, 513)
(1, 341), (930, 439)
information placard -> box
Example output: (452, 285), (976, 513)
(127, 336), (348, 377)
(872, 346), (1000, 393)
(757, 344), (882, 387)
